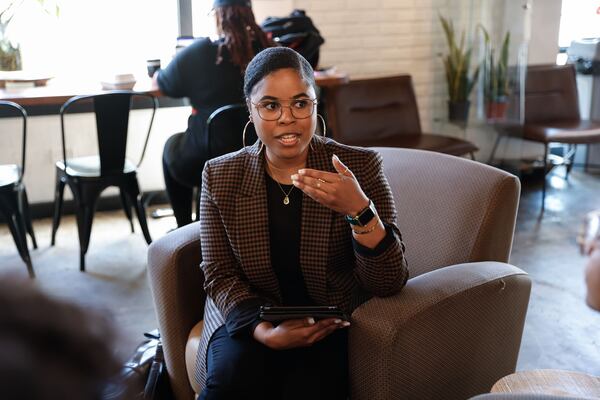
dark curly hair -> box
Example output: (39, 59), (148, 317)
(215, 5), (273, 72)
(0, 278), (120, 400)
(243, 47), (316, 98)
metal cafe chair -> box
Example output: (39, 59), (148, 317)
(50, 90), (157, 271)
(0, 100), (37, 278)
(151, 103), (255, 223)
(490, 64), (600, 212)
(193, 103), (256, 221)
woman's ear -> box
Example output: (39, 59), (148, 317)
(246, 99), (253, 123)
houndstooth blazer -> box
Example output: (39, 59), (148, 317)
(195, 136), (409, 389)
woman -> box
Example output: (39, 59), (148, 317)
(197, 47), (409, 399)
(157, 0), (272, 227)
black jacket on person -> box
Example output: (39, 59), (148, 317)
(158, 37), (252, 187)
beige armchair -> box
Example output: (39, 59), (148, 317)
(147, 147), (531, 400)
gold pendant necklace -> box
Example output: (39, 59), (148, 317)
(276, 182), (294, 205)
(266, 158), (301, 205)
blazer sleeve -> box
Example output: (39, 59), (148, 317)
(199, 162), (268, 325)
(352, 151), (409, 297)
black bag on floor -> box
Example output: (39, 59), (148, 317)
(103, 330), (174, 400)
(261, 9), (325, 68)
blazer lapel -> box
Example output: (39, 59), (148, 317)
(300, 138), (333, 305)
(236, 143), (281, 302)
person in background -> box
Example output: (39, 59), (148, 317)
(579, 210), (600, 310)
(156, 0), (273, 228)
(0, 277), (120, 400)
(196, 47), (409, 399)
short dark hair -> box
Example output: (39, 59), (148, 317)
(243, 47), (316, 98)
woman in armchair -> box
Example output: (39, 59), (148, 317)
(197, 47), (409, 399)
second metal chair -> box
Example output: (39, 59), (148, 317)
(0, 100), (37, 277)
(50, 91), (157, 271)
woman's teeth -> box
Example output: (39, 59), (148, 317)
(279, 134), (298, 144)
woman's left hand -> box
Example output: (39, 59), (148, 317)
(292, 154), (369, 216)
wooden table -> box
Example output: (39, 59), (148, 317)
(491, 369), (600, 398)
(314, 70), (349, 87)
(0, 70), (348, 108)
(0, 77), (160, 107)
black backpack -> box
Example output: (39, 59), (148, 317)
(261, 9), (325, 68)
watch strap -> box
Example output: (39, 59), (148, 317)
(345, 200), (377, 227)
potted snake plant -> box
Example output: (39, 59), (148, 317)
(479, 25), (511, 120)
(439, 15), (480, 124)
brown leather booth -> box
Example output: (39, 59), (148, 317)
(324, 75), (479, 158)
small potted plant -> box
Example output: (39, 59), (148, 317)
(439, 15), (480, 125)
(0, 2), (22, 71)
(0, 0), (59, 71)
(479, 25), (511, 120)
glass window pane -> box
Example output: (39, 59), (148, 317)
(8, 0), (178, 80)
(558, 1), (600, 48)
(191, 0), (217, 39)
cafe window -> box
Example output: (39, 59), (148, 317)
(191, 0), (217, 39)
(558, 0), (600, 48)
(7, 0), (179, 80)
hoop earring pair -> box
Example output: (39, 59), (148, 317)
(242, 114), (326, 152)
(242, 120), (264, 153)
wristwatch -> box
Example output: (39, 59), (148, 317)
(345, 200), (377, 227)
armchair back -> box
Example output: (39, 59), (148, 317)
(375, 147), (520, 277)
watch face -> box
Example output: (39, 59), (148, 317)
(357, 206), (376, 226)
(345, 201), (377, 226)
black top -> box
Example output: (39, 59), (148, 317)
(225, 172), (398, 337)
(158, 38), (259, 184)
(265, 174), (312, 306)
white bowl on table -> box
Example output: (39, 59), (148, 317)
(100, 73), (136, 90)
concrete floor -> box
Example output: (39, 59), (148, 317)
(0, 166), (599, 375)
(512, 169), (600, 375)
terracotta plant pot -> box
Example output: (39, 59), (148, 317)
(448, 100), (470, 124)
(486, 101), (508, 120)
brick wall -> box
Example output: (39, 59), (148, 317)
(253, 0), (484, 131)
(252, 0), (561, 160)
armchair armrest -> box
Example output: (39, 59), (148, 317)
(349, 261), (531, 400)
(147, 221), (205, 400)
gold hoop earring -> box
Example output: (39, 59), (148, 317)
(317, 114), (327, 137)
(242, 119), (264, 153)
(242, 120), (251, 147)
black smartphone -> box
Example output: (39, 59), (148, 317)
(259, 305), (348, 322)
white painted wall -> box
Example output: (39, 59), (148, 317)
(5, 106), (190, 203)
(529, 0), (562, 65)
(1, 0), (564, 204)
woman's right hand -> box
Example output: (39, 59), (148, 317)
(253, 318), (350, 350)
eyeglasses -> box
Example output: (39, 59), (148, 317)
(251, 98), (318, 121)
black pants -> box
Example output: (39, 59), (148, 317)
(199, 325), (349, 400)
(162, 156), (195, 227)
(162, 132), (207, 227)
